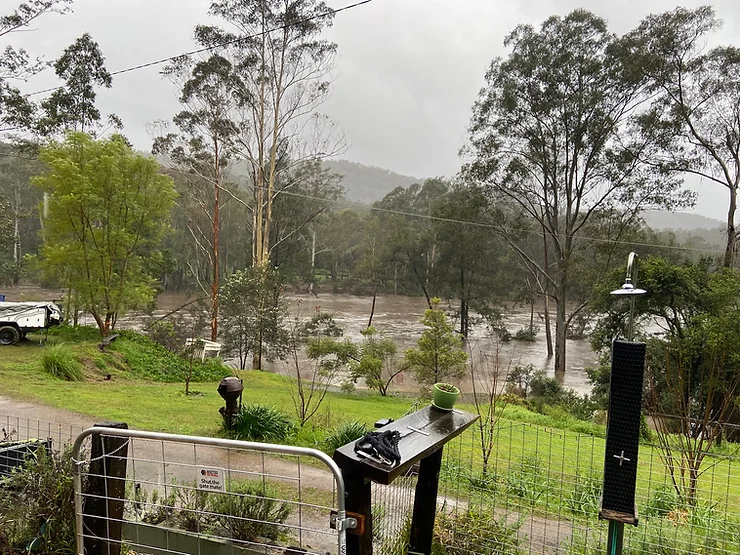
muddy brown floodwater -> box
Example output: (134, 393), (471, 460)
(2, 284), (599, 395)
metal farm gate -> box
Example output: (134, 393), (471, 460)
(71, 427), (352, 555)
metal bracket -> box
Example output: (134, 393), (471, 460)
(330, 511), (363, 534)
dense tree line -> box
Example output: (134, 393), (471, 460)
(1, 2), (738, 381)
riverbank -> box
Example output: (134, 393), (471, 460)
(0, 283), (600, 394)
(0, 327), (604, 441)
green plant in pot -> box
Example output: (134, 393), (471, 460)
(432, 382), (460, 411)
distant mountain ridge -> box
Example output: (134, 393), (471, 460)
(641, 210), (725, 231)
(324, 160), (422, 204)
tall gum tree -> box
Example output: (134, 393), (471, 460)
(465, 10), (691, 375)
(196, 0), (346, 269)
(622, 6), (740, 268)
(154, 54), (239, 341)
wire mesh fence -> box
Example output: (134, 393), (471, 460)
(370, 420), (740, 555)
(1, 412), (85, 447)
(71, 428), (350, 555)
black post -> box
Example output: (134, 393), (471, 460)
(83, 422), (129, 555)
(408, 448), (444, 555)
(344, 470), (373, 555)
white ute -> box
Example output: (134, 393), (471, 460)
(0, 302), (63, 345)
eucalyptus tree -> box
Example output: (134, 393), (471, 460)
(465, 10), (691, 374)
(196, 0), (346, 269)
(36, 33), (120, 136)
(623, 6), (740, 268)
(0, 0), (71, 134)
(154, 54), (239, 340)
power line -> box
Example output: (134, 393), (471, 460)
(0, 149), (727, 256)
(271, 187), (728, 256)
(24, 0), (376, 98)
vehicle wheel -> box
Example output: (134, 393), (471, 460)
(0, 325), (20, 346)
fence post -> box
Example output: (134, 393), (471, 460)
(408, 448), (443, 555)
(343, 469), (373, 555)
(83, 421), (129, 555)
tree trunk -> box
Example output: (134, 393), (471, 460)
(211, 144), (221, 342)
(529, 299), (534, 332)
(541, 225), (554, 356)
(309, 229), (317, 295)
(724, 186), (737, 268)
(367, 291), (377, 329)
(543, 295), (553, 357)
(554, 284), (567, 375)
(253, 321), (264, 370)
(460, 262), (469, 338)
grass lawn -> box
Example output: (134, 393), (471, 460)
(2, 326), (740, 532)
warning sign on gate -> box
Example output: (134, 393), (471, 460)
(197, 466), (225, 492)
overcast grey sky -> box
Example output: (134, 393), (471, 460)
(10, 0), (740, 220)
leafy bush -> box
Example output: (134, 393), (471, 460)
(174, 485), (212, 532)
(644, 485), (679, 518)
(529, 370), (564, 403)
(324, 421), (367, 453)
(504, 455), (552, 505)
(0, 446), (76, 554)
(40, 343), (84, 381)
(513, 327), (538, 342)
(210, 482), (291, 542)
(566, 472), (601, 517)
(230, 404), (296, 442)
(112, 329), (231, 382)
(433, 507), (524, 555)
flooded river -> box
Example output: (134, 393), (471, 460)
(3, 285), (599, 395)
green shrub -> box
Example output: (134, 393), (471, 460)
(513, 327), (538, 342)
(0, 446), (76, 554)
(644, 484), (679, 517)
(41, 343), (84, 381)
(433, 508), (524, 555)
(230, 404), (296, 442)
(566, 472), (601, 518)
(529, 370), (564, 404)
(126, 485), (176, 526)
(174, 485), (212, 532)
(324, 421), (367, 453)
(504, 455), (552, 506)
(210, 482), (291, 542)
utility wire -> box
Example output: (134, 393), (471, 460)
(24, 0), (377, 98)
(0, 150), (727, 256)
(270, 187), (728, 255)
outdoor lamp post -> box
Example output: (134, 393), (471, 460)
(602, 252), (648, 555)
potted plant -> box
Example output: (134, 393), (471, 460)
(432, 382), (460, 411)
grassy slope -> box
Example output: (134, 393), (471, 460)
(1, 328), (739, 518)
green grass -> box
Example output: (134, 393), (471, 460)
(2, 326), (740, 541)
(40, 343), (84, 381)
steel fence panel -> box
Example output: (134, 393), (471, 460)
(72, 427), (350, 555)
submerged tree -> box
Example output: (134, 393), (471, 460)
(219, 266), (289, 370)
(35, 133), (176, 336)
(466, 10), (691, 374)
